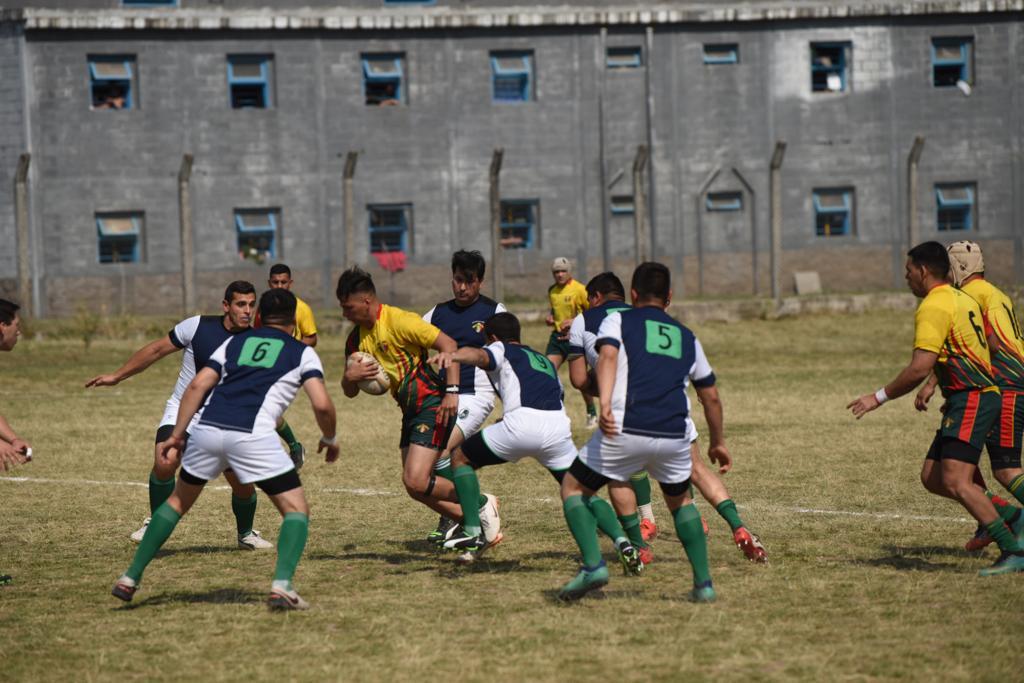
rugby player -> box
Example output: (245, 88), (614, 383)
(429, 312), (642, 574)
(848, 241), (1024, 575)
(557, 262), (718, 602)
(337, 267), (501, 547)
(545, 257), (597, 428)
(112, 288), (339, 610)
(1, 298), (30, 587)
(422, 250), (506, 544)
(86, 281), (273, 550)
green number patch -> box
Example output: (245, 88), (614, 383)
(524, 348), (557, 378)
(238, 337), (285, 369)
(645, 320), (682, 359)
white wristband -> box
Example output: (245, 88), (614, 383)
(319, 435), (337, 446)
(874, 388), (889, 405)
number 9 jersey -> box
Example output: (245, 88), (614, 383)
(914, 283), (997, 396)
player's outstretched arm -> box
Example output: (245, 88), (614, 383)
(432, 331), (461, 423)
(848, 348), (937, 419)
(0, 413), (30, 455)
(303, 378), (339, 463)
(84, 336), (178, 388)
(431, 346), (489, 370)
(596, 343), (619, 435)
(695, 385), (731, 473)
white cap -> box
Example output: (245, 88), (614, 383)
(551, 257), (571, 272)
(947, 240), (984, 287)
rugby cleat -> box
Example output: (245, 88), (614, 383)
(444, 531), (489, 564)
(111, 575), (138, 603)
(964, 524), (994, 552)
(267, 586), (310, 611)
(616, 541), (644, 576)
(0, 575), (11, 586)
(479, 493), (503, 549)
(129, 517), (151, 544)
(427, 516), (459, 546)
(734, 527), (768, 563)
(640, 518), (658, 542)
(238, 530), (274, 550)
(688, 580), (717, 603)
(585, 413), (599, 430)
(978, 551), (1024, 577)
(557, 561), (609, 602)
(637, 544), (654, 566)
(288, 442), (305, 471)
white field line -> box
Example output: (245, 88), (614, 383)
(1, 475), (972, 523)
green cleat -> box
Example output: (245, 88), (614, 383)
(688, 581), (717, 603)
(557, 562), (609, 602)
(616, 541), (644, 576)
(979, 552), (1024, 577)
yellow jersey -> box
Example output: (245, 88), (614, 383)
(961, 278), (1024, 390)
(254, 295), (317, 342)
(345, 304), (442, 409)
(914, 283), (996, 396)
(548, 279), (589, 328)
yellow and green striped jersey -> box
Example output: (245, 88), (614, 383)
(914, 283), (997, 396)
(548, 278), (589, 329)
(961, 278), (1024, 391)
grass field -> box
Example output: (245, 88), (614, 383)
(2, 310), (1024, 682)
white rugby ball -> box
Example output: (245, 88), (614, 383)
(348, 351), (390, 395)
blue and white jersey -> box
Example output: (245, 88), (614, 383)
(198, 327), (325, 435)
(596, 307), (715, 439)
(163, 315), (242, 419)
(482, 341), (564, 413)
(423, 296), (505, 397)
(568, 300), (633, 368)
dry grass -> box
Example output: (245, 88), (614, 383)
(2, 311), (1023, 682)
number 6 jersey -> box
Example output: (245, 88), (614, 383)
(596, 307), (715, 439)
(914, 283), (996, 397)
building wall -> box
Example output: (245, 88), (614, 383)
(0, 21), (25, 294)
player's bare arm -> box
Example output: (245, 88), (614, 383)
(156, 366), (220, 465)
(85, 336), (179, 388)
(914, 372), (939, 411)
(302, 333), (318, 347)
(848, 348), (938, 419)
(430, 346), (488, 370)
(341, 353), (381, 398)
(303, 378), (339, 463)
(0, 413), (30, 455)
(595, 342), (619, 435)
(695, 384), (731, 474)
(0, 440), (27, 471)
(431, 331), (460, 424)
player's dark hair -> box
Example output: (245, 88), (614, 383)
(223, 280), (256, 303)
(336, 266), (376, 301)
(484, 312), (521, 343)
(259, 288), (297, 326)
(269, 263), (292, 278)
(907, 241), (950, 279)
(451, 250), (486, 280)
(631, 262), (671, 303)
(0, 298), (20, 325)
(586, 272), (625, 300)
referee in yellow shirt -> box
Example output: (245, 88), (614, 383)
(545, 257), (597, 428)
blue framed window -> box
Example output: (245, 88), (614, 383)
(122, 0), (177, 6)
(89, 56), (134, 110)
(936, 184), (975, 231)
(610, 195), (634, 215)
(707, 191), (743, 212)
(811, 42), (850, 92)
(235, 209), (279, 263)
(491, 51), (533, 103)
(368, 204), (411, 253)
(363, 54), (404, 106)
(606, 47), (643, 69)
(703, 44), (739, 65)
(500, 200), (538, 249)
(228, 55), (272, 109)
(813, 189), (853, 237)
(96, 213), (142, 264)
(932, 37), (973, 87)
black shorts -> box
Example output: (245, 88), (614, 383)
(925, 431), (982, 465)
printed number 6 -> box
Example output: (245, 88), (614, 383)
(251, 341), (271, 362)
(968, 311), (987, 349)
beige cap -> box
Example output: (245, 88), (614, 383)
(551, 257), (571, 272)
(947, 240), (984, 287)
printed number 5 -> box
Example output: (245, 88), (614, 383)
(656, 324), (673, 350)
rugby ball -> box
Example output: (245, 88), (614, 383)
(348, 351), (390, 395)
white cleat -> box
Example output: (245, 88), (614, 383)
(478, 493), (503, 549)
(130, 517), (151, 543)
(238, 530), (274, 550)
(267, 586), (309, 611)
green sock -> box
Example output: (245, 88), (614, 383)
(434, 463), (455, 483)
(715, 499), (744, 532)
(126, 503), (181, 582)
(1006, 474), (1024, 506)
(673, 503), (712, 586)
(148, 472), (175, 515)
(986, 491), (1019, 524)
(629, 472), (652, 507)
(586, 403), (597, 417)
(453, 465), (483, 536)
(563, 495), (603, 567)
(984, 518), (1023, 554)
(276, 421), (299, 449)
(232, 493), (257, 536)
(586, 496), (628, 546)
(618, 512), (648, 549)
(273, 512), (309, 587)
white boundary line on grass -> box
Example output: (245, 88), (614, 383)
(0, 474), (972, 523)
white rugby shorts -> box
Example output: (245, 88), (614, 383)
(480, 408), (577, 471)
(578, 429), (692, 484)
(181, 424), (295, 485)
(455, 391), (496, 439)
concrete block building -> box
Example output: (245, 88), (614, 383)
(1, 1), (1021, 315)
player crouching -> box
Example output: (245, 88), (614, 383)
(111, 289), (340, 610)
